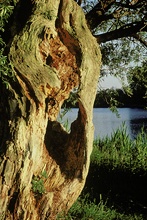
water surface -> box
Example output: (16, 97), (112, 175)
(60, 108), (147, 139)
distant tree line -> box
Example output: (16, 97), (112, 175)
(94, 88), (146, 108)
(64, 87), (146, 109)
(95, 62), (147, 108)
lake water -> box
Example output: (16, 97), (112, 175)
(60, 108), (147, 139)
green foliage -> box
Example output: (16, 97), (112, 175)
(94, 85), (146, 108)
(0, 1), (14, 31)
(100, 39), (146, 75)
(41, 170), (48, 178)
(91, 0), (147, 76)
(0, 0), (15, 87)
(32, 177), (45, 194)
(94, 88), (122, 111)
(63, 90), (79, 108)
(0, 48), (14, 88)
(101, 40), (133, 68)
(128, 62), (147, 93)
(91, 123), (147, 173)
(58, 194), (144, 220)
(127, 62), (147, 108)
(31, 171), (48, 195)
(85, 0), (147, 84)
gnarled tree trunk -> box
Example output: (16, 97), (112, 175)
(0, 0), (101, 219)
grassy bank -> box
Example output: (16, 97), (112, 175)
(58, 196), (144, 220)
(59, 124), (147, 219)
(91, 123), (147, 173)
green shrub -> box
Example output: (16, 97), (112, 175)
(31, 171), (48, 195)
(31, 177), (45, 194)
(0, 1), (15, 87)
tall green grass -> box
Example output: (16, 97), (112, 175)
(58, 194), (144, 220)
(58, 124), (147, 219)
(91, 123), (147, 173)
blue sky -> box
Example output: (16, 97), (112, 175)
(99, 75), (123, 90)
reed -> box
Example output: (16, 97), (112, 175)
(91, 123), (147, 173)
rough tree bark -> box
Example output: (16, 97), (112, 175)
(0, 0), (101, 219)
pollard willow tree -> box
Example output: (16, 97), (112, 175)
(0, 0), (146, 219)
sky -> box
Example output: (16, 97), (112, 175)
(98, 74), (128, 90)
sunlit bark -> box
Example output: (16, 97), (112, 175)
(0, 0), (101, 219)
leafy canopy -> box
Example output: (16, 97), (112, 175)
(0, 0), (16, 87)
(0, 0), (147, 89)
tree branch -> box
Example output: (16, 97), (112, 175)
(117, 0), (147, 10)
(85, 0), (147, 31)
(94, 20), (147, 46)
(132, 33), (147, 47)
(85, 0), (116, 30)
